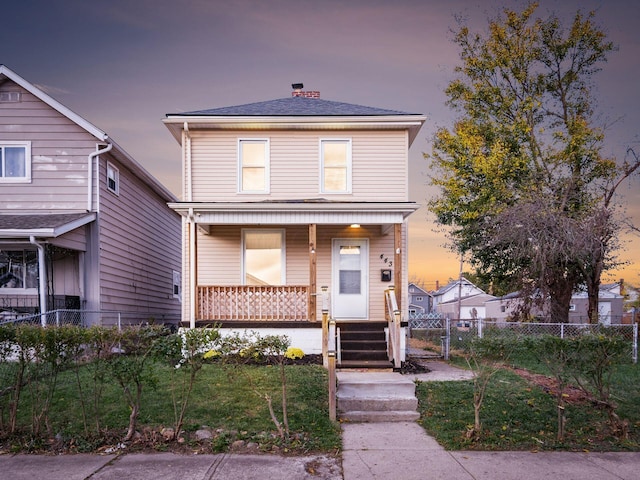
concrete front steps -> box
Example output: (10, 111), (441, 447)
(336, 371), (420, 422)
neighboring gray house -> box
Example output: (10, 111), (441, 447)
(0, 65), (181, 324)
(484, 287), (624, 324)
(408, 282), (432, 316)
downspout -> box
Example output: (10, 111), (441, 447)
(184, 122), (192, 202)
(29, 236), (47, 327)
(188, 207), (196, 329)
(87, 142), (113, 211)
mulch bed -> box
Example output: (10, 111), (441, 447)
(509, 367), (592, 404)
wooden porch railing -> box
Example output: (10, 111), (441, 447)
(385, 287), (402, 368)
(197, 285), (311, 321)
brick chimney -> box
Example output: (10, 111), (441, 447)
(291, 83), (320, 98)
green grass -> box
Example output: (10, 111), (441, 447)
(1, 361), (341, 454)
(416, 356), (640, 451)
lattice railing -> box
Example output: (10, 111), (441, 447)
(197, 285), (311, 321)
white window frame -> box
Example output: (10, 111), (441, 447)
(320, 138), (352, 194)
(106, 161), (119, 195)
(238, 138), (270, 194)
(241, 229), (286, 285)
(172, 270), (181, 301)
(0, 141), (31, 183)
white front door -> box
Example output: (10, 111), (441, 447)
(332, 238), (368, 319)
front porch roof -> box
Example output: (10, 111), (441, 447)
(0, 213), (96, 239)
(168, 200), (420, 226)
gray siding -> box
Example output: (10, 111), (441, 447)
(97, 155), (181, 315)
(0, 81), (93, 213)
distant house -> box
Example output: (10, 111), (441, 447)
(431, 277), (485, 312)
(436, 292), (496, 321)
(408, 282), (432, 316)
(484, 287), (624, 324)
(0, 65), (181, 325)
(163, 87), (425, 364)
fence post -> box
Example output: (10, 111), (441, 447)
(478, 317), (483, 339)
(444, 317), (450, 361)
(55, 310), (60, 327)
(328, 319), (337, 422)
(633, 323), (638, 365)
(560, 323), (564, 339)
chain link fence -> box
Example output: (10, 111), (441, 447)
(410, 314), (638, 364)
(0, 309), (180, 331)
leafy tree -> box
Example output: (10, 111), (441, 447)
(428, 3), (639, 322)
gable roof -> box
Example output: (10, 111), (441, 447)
(164, 96), (426, 145)
(0, 65), (177, 203)
(431, 277), (483, 297)
(408, 282), (431, 296)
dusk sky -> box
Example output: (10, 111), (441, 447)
(3, 0), (638, 289)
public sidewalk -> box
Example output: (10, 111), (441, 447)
(341, 421), (640, 480)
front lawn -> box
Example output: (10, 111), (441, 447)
(416, 359), (640, 451)
(0, 361), (341, 454)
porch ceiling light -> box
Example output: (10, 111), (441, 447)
(350, 224), (361, 228)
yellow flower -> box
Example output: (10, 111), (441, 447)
(203, 349), (220, 359)
(285, 347), (304, 360)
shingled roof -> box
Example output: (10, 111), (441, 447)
(0, 213), (95, 238)
(170, 96), (417, 117)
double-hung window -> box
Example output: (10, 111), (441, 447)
(242, 229), (284, 285)
(239, 139), (269, 193)
(0, 141), (31, 183)
(107, 162), (119, 195)
(320, 139), (351, 194)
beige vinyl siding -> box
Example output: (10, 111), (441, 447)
(0, 82), (93, 212)
(97, 154), (181, 315)
(187, 224), (397, 320)
(189, 130), (408, 202)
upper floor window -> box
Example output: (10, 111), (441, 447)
(415, 296), (423, 302)
(242, 229), (284, 285)
(239, 139), (269, 193)
(0, 142), (31, 183)
(0, 250), (38, 290)
(107, 162), (119, 195)
(320, 139), (351, 193)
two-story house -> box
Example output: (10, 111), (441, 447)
(408, 282), (432, 316)
(0, 65), (181, 326)
(164, 87), (425, 364)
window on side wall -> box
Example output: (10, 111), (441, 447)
(242, 230), (284, 285)
(0, 142), (31, 183)
(172, 270), (181, 302)
(107, 162), (119, 195)
(0, 250), (38, 290)
(239, 139), (269, 193)
(320, 139), (351, 194)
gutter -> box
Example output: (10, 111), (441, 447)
(29, 236), (47, 326)
(87, 142), (113, 211)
